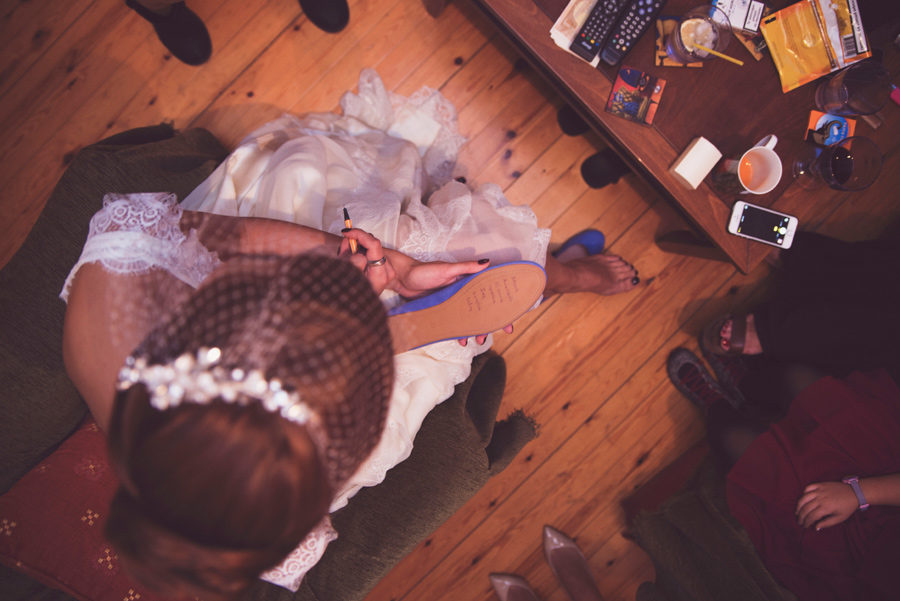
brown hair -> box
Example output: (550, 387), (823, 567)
(106, 385), (331, 600)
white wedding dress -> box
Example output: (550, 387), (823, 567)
(90, 69), (549, 590)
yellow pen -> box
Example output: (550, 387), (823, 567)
(343, 207), (358, 254)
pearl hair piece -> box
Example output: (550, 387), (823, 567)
(116, 346), (314, 425)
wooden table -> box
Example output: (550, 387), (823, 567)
(468, 0), (900, 272)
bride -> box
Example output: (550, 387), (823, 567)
(61, 70), (639, 600)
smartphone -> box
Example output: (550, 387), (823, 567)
(727, 201), (798, 249)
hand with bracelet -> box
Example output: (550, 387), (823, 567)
(796, 473), (900, 530)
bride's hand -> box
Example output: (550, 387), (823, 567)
(386, 254), (516, 346)
(339, 229), (495, 297)
(387, 254), (494, 298)
(338, 229), (397, 295)
(339, 232), (516, 343)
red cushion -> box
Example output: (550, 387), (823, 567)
(0, 419), (167, 601)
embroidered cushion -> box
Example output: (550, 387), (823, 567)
(0, 419), (167, 601)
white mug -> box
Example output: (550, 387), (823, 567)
(712, 135), (782, 195)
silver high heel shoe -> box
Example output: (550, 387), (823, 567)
(542, 525), (604, 601)
(489, 573), (541, 601)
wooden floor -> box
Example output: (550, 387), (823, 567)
(1, 1), (893, 600)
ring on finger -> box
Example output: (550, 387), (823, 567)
(367, 257), (387, 267)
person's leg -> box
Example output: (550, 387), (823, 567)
(738, 358), (829, 413)
(667, 349), (766, 469)
(754, 234), (900, 368)
(710, 360), (830, 470)
(705, 401), (768, 470)
(753, 292), (900, 369)
(715, 232), (900, 368)
(543, 249), (638, 296)
(125, 0), (212, 66)
(775, 231), (900, 300)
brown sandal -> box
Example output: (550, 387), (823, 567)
(701, 314), (747, 356)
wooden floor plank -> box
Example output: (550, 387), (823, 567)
(461, 84), (556, 184)
(400, 377), (699, 601)
(114, 0), (300, 133)
(439, 34), (519, 111)
(503, 132), (597, 210)
(0, 0), (94, 100)
(192, 0), (390, 145)
(391, 4), (491, 96)
(476, 102), (563, 191)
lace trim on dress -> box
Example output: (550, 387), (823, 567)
(260, 516), (338, 590)
(60, 193), (221, 301)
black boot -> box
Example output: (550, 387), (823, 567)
(299, 0), (350, 33)
(125, 0), (212, 66)
(580, 148), (630, 188)
(557, 104), (589, 136)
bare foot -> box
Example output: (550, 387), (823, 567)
(567, 254), (638, 295)
(719, 314), (763, 354)
(546, 242), (639, 296)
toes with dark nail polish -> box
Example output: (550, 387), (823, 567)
(632, 276), (640, 285)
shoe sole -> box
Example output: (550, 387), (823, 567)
(388, 262), (546, 353)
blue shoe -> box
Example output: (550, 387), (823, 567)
(387, 261), (546, 352)
(553, 229), (605, 258)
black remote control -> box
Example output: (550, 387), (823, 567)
(599, 0), (667, 65)
(568, 0), (631, 62)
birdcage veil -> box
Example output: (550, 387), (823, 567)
(116, 252), (394, 487)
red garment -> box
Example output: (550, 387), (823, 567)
(727, 370), (900, 601)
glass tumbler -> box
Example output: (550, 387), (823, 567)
(665, 5), (732, 64)
(793, 136), (883, 192)
(815, 60), (891, 116)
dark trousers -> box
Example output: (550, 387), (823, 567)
(754, 231), (900, 370)
(709, 230), (900, 467)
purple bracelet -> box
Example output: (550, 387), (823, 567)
(842, 475), (870, 511)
